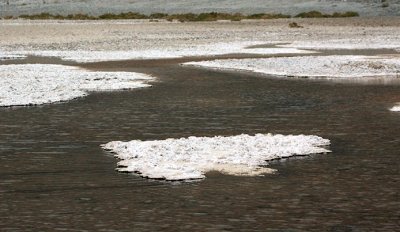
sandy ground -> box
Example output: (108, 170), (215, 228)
(0, 18), (399, 52)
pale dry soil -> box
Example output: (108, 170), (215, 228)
(1, 17), (400, 52)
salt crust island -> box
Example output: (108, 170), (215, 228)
(390, 104), (400, 112)
(184, 55), (400, 79)
(0, 64), (153, 107)
(101, 134), (331, 180)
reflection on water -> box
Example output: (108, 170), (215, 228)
(0, 58), (399, 231)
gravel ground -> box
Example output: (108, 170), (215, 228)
(1, 0), (400, 17)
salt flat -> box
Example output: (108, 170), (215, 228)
(0, 43), (313, 62)
(1, 19), (399, 107)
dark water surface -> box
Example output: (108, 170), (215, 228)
(0, 56), (399, 231)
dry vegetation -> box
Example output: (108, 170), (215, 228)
(295, 10), (359, 18)
(2, 11), (359, 21)
(288, 22), (303, 28)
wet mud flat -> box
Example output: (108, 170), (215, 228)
(0, 53), (400, 231)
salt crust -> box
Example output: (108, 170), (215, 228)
(280, 38), (400, 50)
(185, 55), (400, 78)
(390, 104), (400, 112)
(0, 54), (26, 60)
(101, 133), (331, 180)
(0, 64), (153, 107)
(0, 42), (314, 62)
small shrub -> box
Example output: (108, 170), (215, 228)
(332, 11), (359, 17)
(230, 13), (245, 21)
(295, 11), (359, 18)
(195, 12), (244, 21)
(166, 13), (197, 22)
(149, 13), (168, 19)
(289, 22), (303, 28)
(295, 11), (325, 18)
(19, 13), (96, 20)
(68, 14), (95, 20)
(248, 13), (291, 19)
(2, 15), (14, 19)
(98, 12), (147, 20)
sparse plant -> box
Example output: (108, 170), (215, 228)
(295, 11), (324, 18)
(13, 11), (358, 21)
(149, 13), (168, 19)
(332, 11), (359, 17)
(98, 12), (147, 20)
(295, 11), (359, 18)
(289, 22), (303, 28)
(247, 13), (290, 19)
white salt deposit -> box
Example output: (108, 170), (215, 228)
(185, 55), (400, 79)
(1, 42), (314, 62)
(390, 104), (400, 112)
(101, 133), (331, 180)
(0, 54), (26, 60)
(281, 38), (400, 50)
(0, 64), (153, 107)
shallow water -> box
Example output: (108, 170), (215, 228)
(0, 56), (400, 231)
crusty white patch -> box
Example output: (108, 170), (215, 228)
(101, 133), (331, 181)
(0, 64), (153, 107)
(281, 38), (400, 50)
(0, 54), (26, 60)
(1, 41), (314, 62)
(184, 55), (400, 78)
(390, 104), (400, 112)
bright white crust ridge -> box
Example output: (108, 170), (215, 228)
(101, 133), (331, 180)
(0, 64), (153, 107)
(390, 104), (400, 112)
(281, 38), (400, 50)
(0, 42), (313, 62)
(185, 55), (400, 78)
(0, 54), (27, 60)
